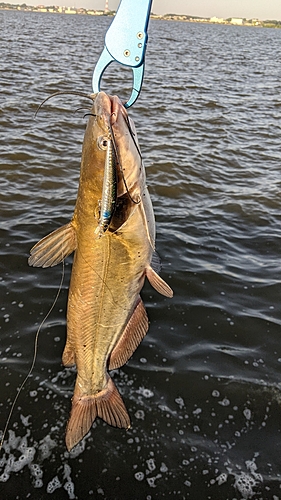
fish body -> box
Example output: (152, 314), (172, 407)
(29, 92), (173, 451)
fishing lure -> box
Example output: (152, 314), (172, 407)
(96, 137), (117, 236)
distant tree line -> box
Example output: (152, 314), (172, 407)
(1, 2), (280, 27)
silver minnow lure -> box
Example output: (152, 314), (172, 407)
(96, 138), (117, 236)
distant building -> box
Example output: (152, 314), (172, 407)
(87, 10), (104, 15)
(252, 18), (261, 26)
(230, 18), (243, 25)
(65, 7), (76, 14)
(210, 16), (224, 23)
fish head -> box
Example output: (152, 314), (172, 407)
(78, 92), (146, 219)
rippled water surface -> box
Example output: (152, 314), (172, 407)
(1, 10), (281, 499)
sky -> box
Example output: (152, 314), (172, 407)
(23, 0), (281, 20)
(151, 0), (281, 19)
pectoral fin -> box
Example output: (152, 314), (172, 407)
(108, 297), (149, 371)
(146, 266), (173, 298)
(28, 222), (77, 268)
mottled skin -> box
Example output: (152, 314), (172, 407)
(29, 92), (172, 451)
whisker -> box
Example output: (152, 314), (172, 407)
(34, 91), (97, 118)
(75, 107), (92, 114)
(83, 113), (97, 119)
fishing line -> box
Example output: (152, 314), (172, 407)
(0, 259), (65, 453)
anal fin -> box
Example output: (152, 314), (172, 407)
(28, 222), (77, 268)
(146, 266), (173, 298)
(65, 376), (130, 452)
(108, 297), (149, 371)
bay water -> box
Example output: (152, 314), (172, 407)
(1, 10), (281, 499)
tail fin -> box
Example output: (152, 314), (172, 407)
(65, 376), (130, 451)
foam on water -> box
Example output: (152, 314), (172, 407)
(0, 428), (35, 481)
(47, 475), (62, 494)
(0, 365), (281, 498)
(0, 369), (80, 498)
(0, 424), (78, 498)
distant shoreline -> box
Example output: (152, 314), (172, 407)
(1, 3), (280, 28)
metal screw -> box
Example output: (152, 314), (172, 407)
(135, 56), (140, 62)
(138, 43), (142, 48)
(124, 49), (130, 57)
(137, 32), (143, 39)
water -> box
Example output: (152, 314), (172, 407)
(1, 10), (281, 499)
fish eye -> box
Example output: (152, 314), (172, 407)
(98, 136), (109, 151)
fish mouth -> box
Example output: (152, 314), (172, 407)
(90, 91), (140, 165)
(91, 91), (128, 132)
